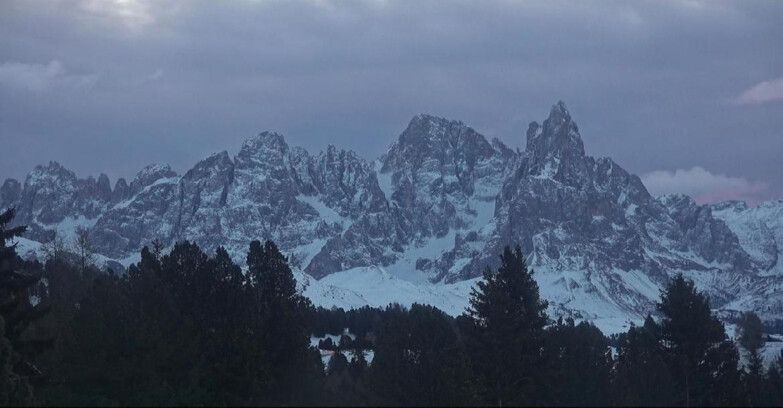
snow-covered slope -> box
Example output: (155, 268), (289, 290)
(4, 101), (783, 331)
(712, 200), (783, 277)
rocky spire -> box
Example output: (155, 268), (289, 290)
(97, 173), (112, 201)
(526, 101), (585, 159)
(112, 178), (130, 202)
(524, 101), (588, 184)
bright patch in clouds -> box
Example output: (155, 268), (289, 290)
(737, 76), (783, 105)
(0, 60), (98, 93)
(80, 0), (154, 31)
(642, 167), (769, 205)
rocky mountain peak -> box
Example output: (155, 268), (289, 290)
(240, 131), (288, 155)
(112, 178), (130, 202)
(382, 113), (497, 174)
(27, 161), (77, 186)
(396, 114), (462, 150)
(658, 193), (695, 211)
(549, 100), (572, 125)
(129, 164), (177, 194)
(710, 200), (750, 213)
(5, 102), (783, 330)
(526, 101), (585, 160)
(97, 174), (112, 197)
(185, 151), (233, 179)
(235, 131), (291, 172)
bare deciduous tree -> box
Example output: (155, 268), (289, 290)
(150, 238), (165, 259)
(73, 226), (97, 274)
(41, 230), (69, 265)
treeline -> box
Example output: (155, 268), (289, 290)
(2, 207), (783, 406)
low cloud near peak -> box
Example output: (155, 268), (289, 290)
(642, 166), (770, 206)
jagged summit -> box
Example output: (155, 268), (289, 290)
(526, 100), (584, 159)
(27, 161), (77, 182)
(38, 160), (67, 171)
(407, 113), (461, 128)
(129, 164), (177, 194)
(521, 101), (589, 184)
(550, 100), (572, 123)
(239, 131), (289, 156)
(4, 102), (783, 329)
(381, 112), (505, 174)
(188, 150), (232, 169)
(395, 114), (468, 150)
(183, 151), (234, 185)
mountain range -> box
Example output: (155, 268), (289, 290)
(3, 101), (782, 333)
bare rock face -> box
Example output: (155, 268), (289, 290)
(111, 178), (130, 203)
(412, 102), (780, 320)
(4, 101), (783, 324)
(0, 178), (21, 211)
(7, 161), (114, 242)
(381, 114), (511, 234)
(177, 151), (235, 256)
(90, 164), (180, 259)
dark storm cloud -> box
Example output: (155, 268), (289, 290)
(1, 0), (781, 204)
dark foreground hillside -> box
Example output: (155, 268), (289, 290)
(2, 206), (783, 406)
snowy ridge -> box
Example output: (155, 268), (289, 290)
(4, 101), (783, 332)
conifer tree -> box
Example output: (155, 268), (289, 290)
(47, 271), (135, 405)
(324, 350), (369, 405)
(658, 273), (744, 406)
(245, 239), (321, 404)
(0, 316), (33, 405)
(765, 350), (783, 406)
(349, 350), (368, 380)
(613, 315), (677, 405)
(465, 245), (548, 406)
(739, 311), (766, 405)
(0, 208), (52, 405)
(541, 318), (613, 406)
(327, 351), (349, 376)
(370, 303), (477, 406)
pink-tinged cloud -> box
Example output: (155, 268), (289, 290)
(736, 76), (783, 105)
(641, 167), (769, 206)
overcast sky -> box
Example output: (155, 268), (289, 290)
(1, 0), (781, 205)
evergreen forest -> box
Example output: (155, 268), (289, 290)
(2, 207), (783, 407)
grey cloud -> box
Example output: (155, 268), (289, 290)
(0, 0), (781, 204)
(0, 60), (98, 93)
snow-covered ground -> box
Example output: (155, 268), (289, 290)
(11, 236), (775, 339)
(13, 236), (131, 271)
(297, 263), (647, 334)
(725, 324), (783, 369)
(7, 236), (667, 336)
(301, 265), (478, 316)
(310, 330), (374, 368)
